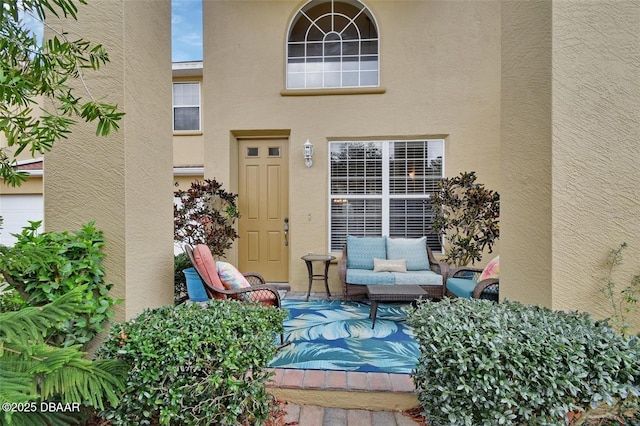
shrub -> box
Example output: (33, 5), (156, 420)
(0, 222), (125, 425)
(174, 179), (240, 258)
(0, 286), (126, 426)
(408, 298), (640, 426)
(174, 253), (191, 304)
(0, 221), (121, 347)
(432, 171), (500, 266)
(0, 284), (26, 312)
(599, 242), (640, 337)
(97, 300), (287, 425)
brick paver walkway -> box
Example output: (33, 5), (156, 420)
(282, 403), (422, 425)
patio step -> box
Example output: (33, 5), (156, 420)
(266, 368), (419, 412)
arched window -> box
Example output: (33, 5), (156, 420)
(287, 0), (379, 89)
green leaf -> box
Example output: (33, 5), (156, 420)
(0, 0), (124, 187)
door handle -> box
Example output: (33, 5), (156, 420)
(284, 217), (289, 246)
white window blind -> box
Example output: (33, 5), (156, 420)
(329, 140), (444, 252)
(173, 82), (200, 131)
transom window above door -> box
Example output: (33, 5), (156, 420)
(287, 0), (379, 89)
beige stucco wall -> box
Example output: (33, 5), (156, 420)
(203, 0), (502, 292)
(501, 0), (640, 331)
(0, 98), (45, 195)
(0, 177), (42, 195)
(174, 175), (204, 192)
(500, 1), (553, 307)
(43, 0), (174, 320)
(5, 0), (636, 331)
(0, 96), (43, 162)
(173, 133), (204, 167)
(551, 1), (640, 325)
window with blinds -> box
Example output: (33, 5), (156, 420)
(329, 140), (444, 252)
(173, 82), (200, 131)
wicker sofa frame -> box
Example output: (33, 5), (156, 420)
(338, 243), (449, 302)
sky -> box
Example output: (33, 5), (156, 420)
(21, 0), (203, 63)
(172, 0), (204, 62)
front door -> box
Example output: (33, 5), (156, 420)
(238, 139), (289, 282)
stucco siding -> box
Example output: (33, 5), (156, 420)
(501, 0), (640, 332)
(0, 177), (42, 195)
(44, 0), (128, 315)
(204, 0), (502, 290)
(4, 0), (636, 330)
(43, 0), (174, 320)
(500, 0), (553, 306)
(551, 0), (640, 323)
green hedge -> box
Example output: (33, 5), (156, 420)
(173, 253), (190, 305)
(0, 284), (25, 312)
(97, 300), (287, 425)
(408, 298), (640, 426)
(0, 221), (120, 347)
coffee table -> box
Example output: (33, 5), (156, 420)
(366, 285), (427, 329)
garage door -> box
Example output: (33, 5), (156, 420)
(0, 195), (43, 246)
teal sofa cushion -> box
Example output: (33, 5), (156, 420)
(393, 270), (442, 286)
(446, 277), (478, 299)
(386, 236), (430, 271)
(346, 235), (386, 270)
(346, 269), (395, 285)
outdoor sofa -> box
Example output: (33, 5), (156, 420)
(338, 235), (449, 302)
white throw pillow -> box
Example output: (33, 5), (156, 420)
(373, 258), (407, 273)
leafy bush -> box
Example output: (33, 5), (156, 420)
(408, 298), (640, 426)
(0, 284), (26, 312)
(1, 0), (124, 187)
(173, 252), (191, 304)
(174, 179), (240, 258)
(97, 300), (287, 425)
(0, 286), (126, 426)
(599, 242), (640, 337)
(432, 171), (500, 266)
(0, 221), (121, 347)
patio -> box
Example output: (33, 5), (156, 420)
(266, 292), (420, 416)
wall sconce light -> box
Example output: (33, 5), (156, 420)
(303, 139), (314, 167)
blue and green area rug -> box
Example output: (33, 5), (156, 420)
(269, 299), (419, 374)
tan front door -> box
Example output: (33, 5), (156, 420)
(238, 139), (289, 282)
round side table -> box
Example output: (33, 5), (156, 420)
(301, 254), (336, 301)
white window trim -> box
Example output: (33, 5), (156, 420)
(327, 139), (445, 253)
(286, 0), (380, 90)
(172, 82), (201, 132)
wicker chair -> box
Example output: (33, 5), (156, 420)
(184, 244), (289, 343)
(444, 266), (499, 301)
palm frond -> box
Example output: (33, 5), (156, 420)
(0, 286), (87, 344)
(5, 341), (85, 373)
(1, 341), (126, 410)
(0, 367), (34, 403)
(38, 357), (126, 409)
(3, 410), (82, 426)
(0, 285), (126, 413)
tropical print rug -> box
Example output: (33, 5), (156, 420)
(269, 299), (419, 374)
